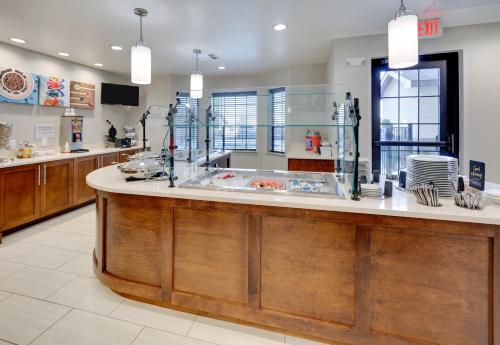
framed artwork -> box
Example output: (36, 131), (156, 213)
(70, 81), (95, 109)
(38, 75), (69, 107)
(0, 67), (39, 104)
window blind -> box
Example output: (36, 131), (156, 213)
(211, 91), (257, 151)
(175, 92), (198, 151)
(268, 87), (286, 153)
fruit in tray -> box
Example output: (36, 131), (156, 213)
(215, 173), (237, 180)
(250, 178), (286, 190)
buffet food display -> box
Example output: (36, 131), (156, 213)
(180, 168), (344, 198)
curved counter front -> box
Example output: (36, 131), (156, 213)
(89, 165), (500, 345)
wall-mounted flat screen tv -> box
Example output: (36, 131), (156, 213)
(101, 83), (139, 106)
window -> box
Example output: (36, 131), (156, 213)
(175, 92), (198, 151)
(212, 91), (257, 151)
(372, 53), (459, 175)
(268, 87), (286, 153)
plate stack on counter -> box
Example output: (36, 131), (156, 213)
(485, 190), (500, 205)
(360, 184), (383, 199)
(405, 155), (458, 197)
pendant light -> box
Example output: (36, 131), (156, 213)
(190, 49), (203, 99)
(388, 0), (418, 69)
(131, 8), (151, 85)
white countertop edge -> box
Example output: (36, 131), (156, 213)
(0, 147), (140, 169)
(87, 165), (500, 226)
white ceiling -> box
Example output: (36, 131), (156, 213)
(1, 0), (500, 77)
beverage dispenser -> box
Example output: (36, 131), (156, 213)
(60, 115), (86, 152)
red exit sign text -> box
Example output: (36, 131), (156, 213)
(418, 18), (443, 39)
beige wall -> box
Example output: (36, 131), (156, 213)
(0, 42), (140, 150)
(327, 22), (500, 183)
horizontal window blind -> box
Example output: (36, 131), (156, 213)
(175, 92), (198, 151)
(212, 91), (257, 151)
(268, 87), (286, 153)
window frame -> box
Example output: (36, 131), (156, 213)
(371, 52), (460, 173)
(268, 87), (286, 154)
(211, 91), (258, 151)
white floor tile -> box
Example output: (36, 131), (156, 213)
(133, 327), (215, 345)
(0, 291), (11, 302)
(0, 242), (38, 261)
(57, 252), (95, 277)
(285, 335), (328, 345)
(24, 231), (90, 250)
(0, 294), (69, 345)
(188, 316), (285, 345)
(111, 299), (196, 335)
(0, 266), (76, 299)
(3, 244), (81, 269)
(49, 221), (95, 236)
(0, 260), (27, 280)
(0, 340), (15, 345)
(64, 235), (95, 253)
(46, 276), (123, 315)
(32, 309), (143, 345)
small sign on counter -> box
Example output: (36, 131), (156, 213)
(469, 160), (485, 191)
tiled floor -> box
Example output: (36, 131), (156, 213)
(0, 205), (325, 345)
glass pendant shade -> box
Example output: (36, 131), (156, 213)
(131, 45), (151, 84)
(190, 72), (203, 99)
(388, 13), (418, 69)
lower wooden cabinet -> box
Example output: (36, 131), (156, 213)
(0, 164), (41, 231)
(288, 158), (335, 172)
(74, 155), (98, 205)
(41, 159), (74, 216)
(101, 152), (120, 167)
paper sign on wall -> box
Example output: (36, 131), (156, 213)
(35, 123), (56, 139)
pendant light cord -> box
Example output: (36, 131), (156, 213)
(139, 15), (143, 43)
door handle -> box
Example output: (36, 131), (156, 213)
(43, 164), (47, 185)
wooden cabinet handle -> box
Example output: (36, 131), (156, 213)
(38, 165), (41, 186)
(43, 164), (46, 185)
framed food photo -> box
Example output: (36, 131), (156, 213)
(38, 75), (69, 107)
(0, 67), (39, 104)
(70, 81), (95, 109)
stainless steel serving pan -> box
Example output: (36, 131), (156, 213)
(179, 168), (344, 199)
(117, 159), (163, 179)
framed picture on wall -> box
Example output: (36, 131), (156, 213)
(38, 75), (69, 107)
(0, 67), (39, 105)
(70, 81), (95, 109)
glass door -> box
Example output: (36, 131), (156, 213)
(371, 53), (459, 175)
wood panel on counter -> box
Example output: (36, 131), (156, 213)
(288, 158), (334, 172)
(93, 191), (500, 345)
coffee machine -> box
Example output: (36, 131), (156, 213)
(60, 116), (88, 152)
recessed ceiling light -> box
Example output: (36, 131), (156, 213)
(57, 52), (70, 57)
(10, 38), (26, 44)
(273, 23), (287, 31)
(217, 66), (226, 70)
(93, 63), (103, 67)
(110, 45), (123, 51)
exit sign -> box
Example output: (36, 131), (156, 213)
(418, 18), (443, 39)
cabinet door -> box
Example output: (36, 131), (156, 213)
(41, 159), (74, 216)
(118, 149), (139, 163)
(74, 155), (98, 205)
(0, 164), (41, 231)
(101, 152), (120, 167)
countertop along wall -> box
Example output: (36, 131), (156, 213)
(0, 42), (139, 151)
(327, 21), (500, 183)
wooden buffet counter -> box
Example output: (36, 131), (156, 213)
(88, 165), (500, 345)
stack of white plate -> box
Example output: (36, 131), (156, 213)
(406, 155), (458, 197)
(485, 190), (500, 205)
(361, 184), (383, 199)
